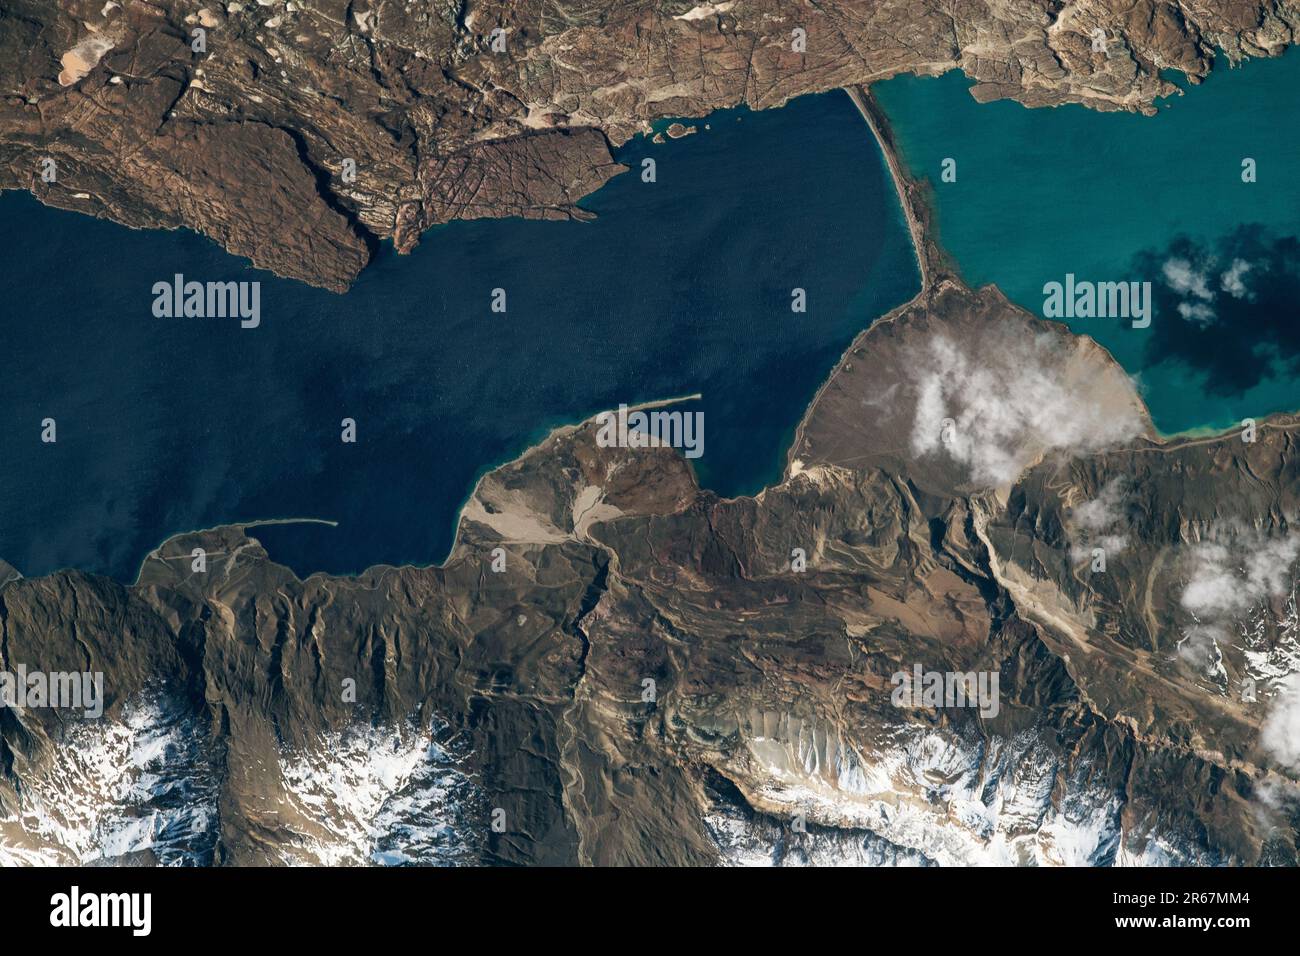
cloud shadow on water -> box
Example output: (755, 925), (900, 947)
(1130, 226), (1300, 396)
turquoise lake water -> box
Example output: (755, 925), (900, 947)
(874, 52), (1300, 434)
(0, 91), (919, 580)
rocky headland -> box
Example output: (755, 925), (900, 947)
(2, 0), (1297, 288)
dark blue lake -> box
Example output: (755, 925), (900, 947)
(0, 90), (919, 581)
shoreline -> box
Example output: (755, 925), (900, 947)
(128, 89), (944, 590)
(787, 81), (1300, 479)
(129, 518), (339, 588)
(185, 393), (710, 589)
(10, 79), (1299, 591)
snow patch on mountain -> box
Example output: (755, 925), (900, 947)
(720, 716), (1139, 866)
(0, 692), (219, 865)
(275, 722), (482, 865)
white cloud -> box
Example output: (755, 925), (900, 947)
(1099, 533), (1129, 552)
(1072, 478), (1127, 532)
(1068, 480), (1131, 562)
(907, 333), (1145, 487)
(1261, 673), (1300, 771)
(1219, 258), (1253, 299)
(1176, 301), (1216, 326)
(1164, 255), (1258, 326)
(1181, 534), (1300, 618)
(1177, 531), (1300, 689)
(1162, 257), (1214, 301)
